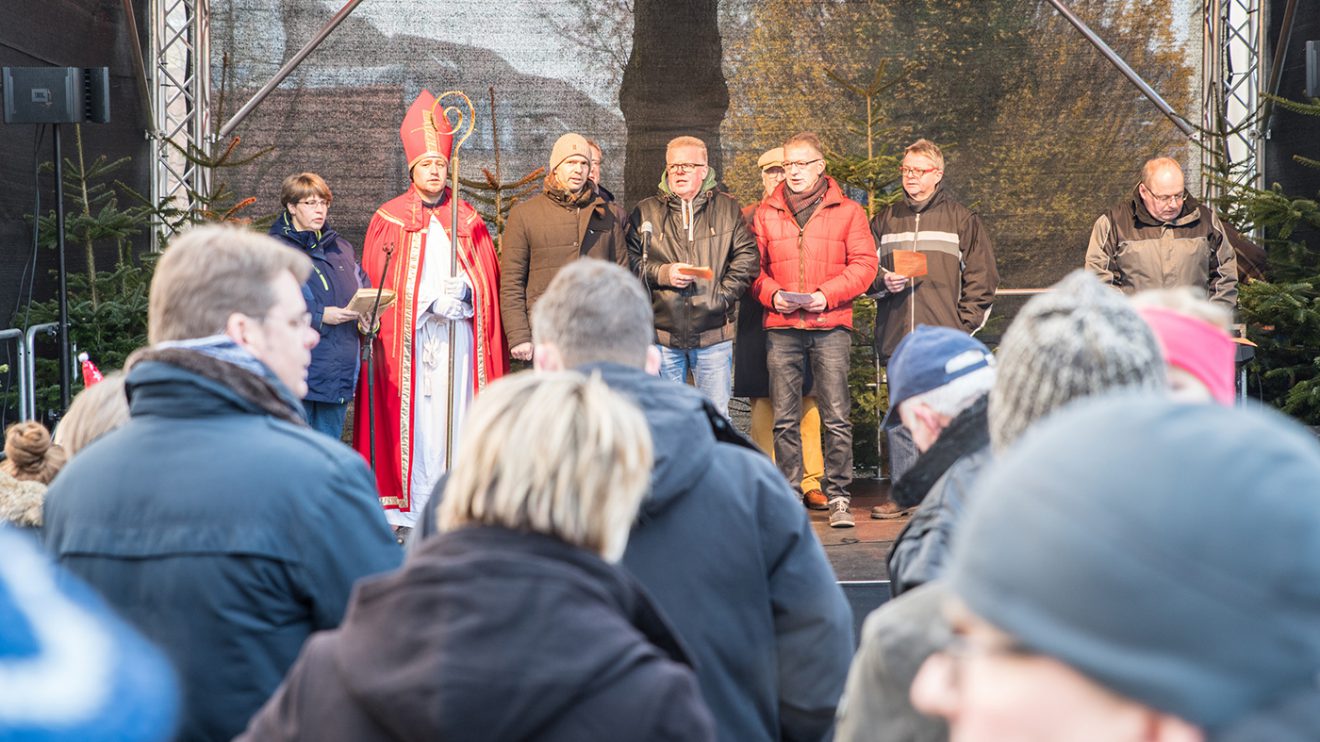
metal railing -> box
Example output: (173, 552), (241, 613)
(20, 323), (59, 421)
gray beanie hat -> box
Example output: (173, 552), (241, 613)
(988, 270), (1165, 452)
(949, 396), (1320, 737)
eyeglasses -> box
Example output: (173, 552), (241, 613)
(297, 199), (330, 208)
(667, 162), (707, 175)
(899, 166), (940, 178)
(1142, 186), (1187, 206)
(261, 310), (313, 332)
(931, 633), (1037, 695)
(783, 159), (822, 171)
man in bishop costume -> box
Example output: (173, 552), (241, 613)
(353, 90), (508, 534)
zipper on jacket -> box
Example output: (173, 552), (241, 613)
(796, 202), (826, 327)
(312, 265), (330, 292)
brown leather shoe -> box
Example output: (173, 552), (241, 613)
(803, 489), (829, 510)
(870, 500), (917, 519)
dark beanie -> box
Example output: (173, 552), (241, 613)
(949, 396), (1320, 736)
(988, 270), (1165, 453)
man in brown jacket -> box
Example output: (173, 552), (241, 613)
(499, 133), (628, 361)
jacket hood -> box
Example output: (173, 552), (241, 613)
(269, 210), (341, 249)
(578, 363), (721, 517)
(327, 526), (691, 741)
(657, 164), (718, 199)
(125, 358), (301, 422)
(0, 469), (46, 529)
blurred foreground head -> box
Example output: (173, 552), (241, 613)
(439, 371), (653, 562)
(989, 270), (1165, 452)
(914, 397), (1320, 741)
(531, 260), (658, 372)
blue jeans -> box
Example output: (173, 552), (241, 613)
(885, 415), (919, 484)
(658, 341), (734, 416)
(766, 328), (853, 503)
(302, 400), (349, 441)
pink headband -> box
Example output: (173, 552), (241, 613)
(1137, 306), (1236, 406)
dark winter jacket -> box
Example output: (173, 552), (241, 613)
(574, 363), (853, 741)
(239, 526), (716, 742)
(499, 186), (628, 348)
(414, 363), (855, 741)
(871, 184), (998, 362)
(754, 177), (878, 332)
(628, 171), (760, 348)
(1085, 188), (1238, 307)
(269, 213), (368, 403)
(888, 398), (993, 598)
(43, 355), (402, 742)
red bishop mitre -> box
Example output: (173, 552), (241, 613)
(401, 89), (454, 174)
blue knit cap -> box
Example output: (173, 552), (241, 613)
(882, 325), (994, 427)
(949, 396), (1320, 736)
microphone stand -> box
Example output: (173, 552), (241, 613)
(362, 240), (395, 473)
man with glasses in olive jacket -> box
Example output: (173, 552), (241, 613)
(627, 135), (759, 416)
(1085, 156), (1237, 308)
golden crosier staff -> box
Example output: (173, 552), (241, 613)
(431, 90), (476, 470)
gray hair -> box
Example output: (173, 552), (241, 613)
(531, 260), (653, 369)
(149, 225), (311, 343)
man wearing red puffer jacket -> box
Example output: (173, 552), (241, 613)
(753, 131), (878, 528)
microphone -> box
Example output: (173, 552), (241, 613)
(638, 221), (654, 291)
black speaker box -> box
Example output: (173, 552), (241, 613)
(2, 66), (111, 125)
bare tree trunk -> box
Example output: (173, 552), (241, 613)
(619, 0), (729, 208)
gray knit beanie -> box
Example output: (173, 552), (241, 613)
(988, 270), (1165, 452)
(950, 397), (1320, 738)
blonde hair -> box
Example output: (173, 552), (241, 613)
(2, 421), (66, 485)
(1131, 287), (1233, 331)
(149, 225), (311, 343)
(279, 172), (332, 207)
(905, 139), (945, 171)
(54, 372), (130, 456)
(439, 371), (653, 562)
(666, 136), (707, 160)
(783, 131), (825, 157)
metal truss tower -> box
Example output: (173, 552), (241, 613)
(1201, 0), (1265, 198)
(149, 0), (211, 245)
(146, 1), (1267, 234)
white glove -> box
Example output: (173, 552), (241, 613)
(431, 295), (472, 321)
(442, 277), (472, 304)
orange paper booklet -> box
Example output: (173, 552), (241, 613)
(891, 250), (928, 278)
(675, 265), (715, 280)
